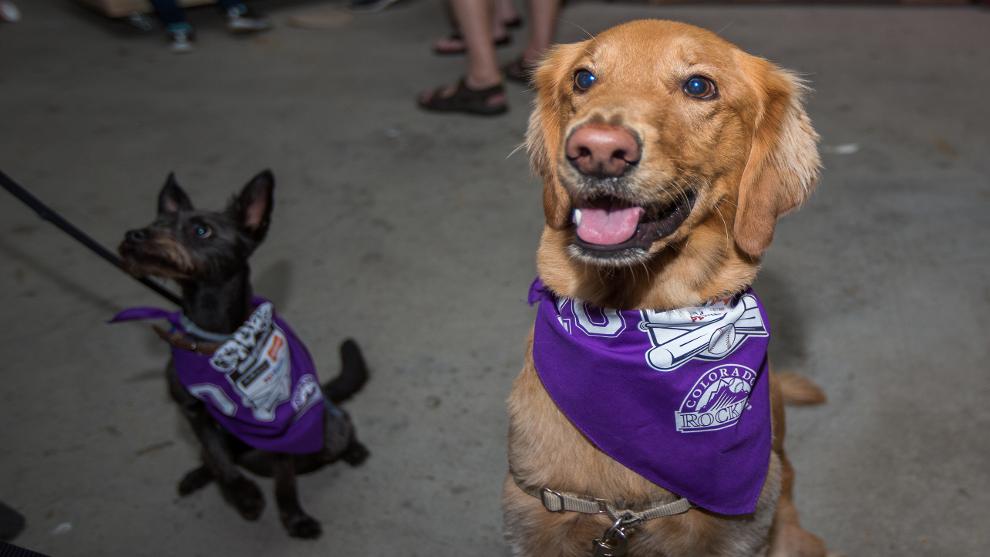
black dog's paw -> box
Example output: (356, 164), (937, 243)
(224, 476), (265, 521)
(177, 465), (214, 496)
(284, 513), (322, 539)
(341, 440), (370, 467)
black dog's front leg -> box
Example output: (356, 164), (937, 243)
(177, 463), (213, 495)
(168, 364), (265, 520)
(184, 414), (266, 521)
(273, 453), (322, 539)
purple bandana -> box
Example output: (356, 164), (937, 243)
(529, 279), (772, 515)
(112, 298), (325, 454)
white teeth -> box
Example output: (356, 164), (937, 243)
(573, 208), (583, 225)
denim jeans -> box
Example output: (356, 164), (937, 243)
(150, 0), (246, 30)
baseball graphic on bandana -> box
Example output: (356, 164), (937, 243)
(708, 324), (736, 355)
(642, 294), (767, 372)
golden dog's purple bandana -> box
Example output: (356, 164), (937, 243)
(112, 299), (325, 454)
(529, 279), (772, 515)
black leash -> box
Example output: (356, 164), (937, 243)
(0, 169), (183, 306)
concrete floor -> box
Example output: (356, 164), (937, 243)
(1, 1), (988, 555)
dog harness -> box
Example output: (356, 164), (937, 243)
(528, 279), (772, 516)
(112, 298), (326, 454)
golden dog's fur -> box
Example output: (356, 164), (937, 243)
(503, 20), (830, 557)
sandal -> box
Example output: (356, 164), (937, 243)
(503, 56), (537, 84)
(418, 79), (508, 116)
(433, 31), (511, 56)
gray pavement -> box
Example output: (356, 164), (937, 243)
(1, 1), (988, 556)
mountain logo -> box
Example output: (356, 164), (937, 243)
(675, 364), (757, 433)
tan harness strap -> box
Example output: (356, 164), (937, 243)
(511, 472), (692, 525)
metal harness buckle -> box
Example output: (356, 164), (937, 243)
(594, 498), (611, 514)
(540, 488), (612, 515)
(592, 515), (632, 557)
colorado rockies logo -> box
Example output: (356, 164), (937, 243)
(676, 364), (757, 433)
(640, 294), (768, 372)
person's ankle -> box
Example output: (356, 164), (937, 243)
(494, 4), (519, 23)
(465, 74), (501, 90)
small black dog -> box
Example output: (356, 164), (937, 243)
(117, 170), (368, 538)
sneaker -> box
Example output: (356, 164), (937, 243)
(226, 5), (272, 33)
(168, 27), (195, 53)
(0, 1), (21, 23)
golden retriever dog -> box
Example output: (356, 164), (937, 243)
(503, 20), (832, 557)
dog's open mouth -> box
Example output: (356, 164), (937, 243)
(571, 189), (697, 255)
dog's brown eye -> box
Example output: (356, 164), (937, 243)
(574, 69), (597, 92)
(683, 76), (717, 100)
(193, 224), (212, 239)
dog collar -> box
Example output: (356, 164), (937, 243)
(510, 468), (692, 554)
(510, 468), (691, 523)
(179, 314), (232, 343)
(528, 279), (773, 515)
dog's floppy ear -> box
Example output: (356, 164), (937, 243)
(158, 172), (193, 215)
(229, 169), (275, 243)
(527, 41), (587, 229)
(733, 57), (820, 258)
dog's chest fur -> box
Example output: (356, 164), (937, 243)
(503, 333), (781, 557)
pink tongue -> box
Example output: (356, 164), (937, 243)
(576, 206), (644, 245)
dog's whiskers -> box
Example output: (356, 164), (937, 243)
(713, 201), (731, 248)
(563, 19), (598, 46)
(506, 142), (527, 160)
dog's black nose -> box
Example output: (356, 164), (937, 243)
(125, 229), (148, 243)
(566, 124), (641, 178)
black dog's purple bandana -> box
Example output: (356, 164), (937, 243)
(113, 298), (325, 454)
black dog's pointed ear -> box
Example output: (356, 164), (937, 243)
(229, 170), (275, 243)
(158, 172), (193, 215)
